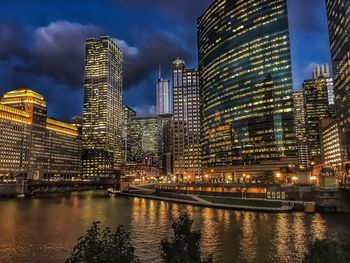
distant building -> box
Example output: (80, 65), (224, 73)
(293, 91), (309, 169)
(303, 73), (336, 163)
(82, 37), (123, 180)
(122, 106), (136, 165)
(0, 87), (81, 182)
(156, 71), (171, 115)
(172, 58), (201, 180)
(158, 114), (173, 176)
(198, 0), (296, 180)
(326, 0), (350, 169)
(127, 116), (159, 170)
(321, 119), (342, 169)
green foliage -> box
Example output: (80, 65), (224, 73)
(304, 235), (350, 263)
(160, 212), (212, 263)
(66, 222), (140, 263)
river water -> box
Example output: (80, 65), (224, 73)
(0, 191), (349, 263)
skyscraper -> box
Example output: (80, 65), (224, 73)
(156, 70), (171, 115)
(198, 0), (296, 179)
(172, 58), (201, 180)
(326, 0), (350, 167)
(127, 116), (159, 167)
(82, 37), (123, 180)
(303, 68), (336, 163)
(122, 106), (136, 165)
(293, 91), (309, 169)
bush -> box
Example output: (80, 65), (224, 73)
(66, 222), (140, 263)
(161, 212), (212, 263)
(304, 235), (350, 263)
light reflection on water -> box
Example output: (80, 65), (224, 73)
(0, 191), (348, 263)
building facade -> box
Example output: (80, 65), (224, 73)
(158, 114), (173, 176)
(172, 58), (201, 180)
(198, 0), (296, 179)
(156, 77), (171, 115)
(303, 74), (335, 163)
(122, 106), (136, 165)
(82, 37), (123, 180)
(0, 87), (81, 182)
(321, 119), (342, 169)
(127, 116), (159, 168)
(293, 91), (309, 169)
(326, 0), (350, 171)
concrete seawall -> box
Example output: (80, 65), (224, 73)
(119, 192), (294, 212)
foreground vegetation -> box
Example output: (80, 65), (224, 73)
(66, 212), (349, 263)
(66, 212), (212, 263)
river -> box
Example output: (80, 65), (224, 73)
(0, 191), (349, 263)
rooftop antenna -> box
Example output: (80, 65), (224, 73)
(159, 64), (161, 79)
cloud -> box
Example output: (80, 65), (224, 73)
(112, 38), (139, 56)
(0, 23), (27, 59)
(20, 21), (103, 88)
(123, 33), (191, 88)
(0, 20), (189, 93)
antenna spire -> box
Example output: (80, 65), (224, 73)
(159, 64), (161, 79)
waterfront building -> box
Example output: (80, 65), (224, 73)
(82, 37), (123, 180)
(326, 0), (350, 174)
(321, 119), (342, 170)
(127, 116), (159, 169)
(156, 71), (171, 115)
(0, 87), (81, 182)
(198, 0), (296, 180)
(122, 106), (136, 165)
(172, 58), (201, 180)
(303, 74), (335, 164)
(293, 91), (309, 169)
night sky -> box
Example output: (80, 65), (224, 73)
(0, 0), (330, 121)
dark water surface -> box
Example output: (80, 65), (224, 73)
(0, 191), (349, 263)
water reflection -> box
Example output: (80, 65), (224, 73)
(0, 192), (349, 263)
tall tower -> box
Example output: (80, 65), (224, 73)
(198, 0), (296, 179)
(156, 67), (171, 115)
(293, 91), (309, 169)
(82, 36), (123, 180)
(326, 0), (350, 164)
(303, 66), (336, 164)
(172, 58), (201, 180)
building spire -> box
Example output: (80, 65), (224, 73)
(159, 64), (162, 79)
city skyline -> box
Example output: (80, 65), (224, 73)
(0, 0), (330, 121)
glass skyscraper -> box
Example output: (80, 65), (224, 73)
(326, 0), (350, 165)
(198, 0), (296, 178)
(82, 37), (123, 180)
(156, 77), (171, 115)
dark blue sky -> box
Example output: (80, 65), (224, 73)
(0, 0), (330, 121)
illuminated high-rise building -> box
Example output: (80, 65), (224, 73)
(172, 58), (201, 179)
(82, 37), (123, 180)
(326, 0), (350, 168)
(293, 91), (309, 169)
(198, 0), (296, 178)
(303, 73), (336, 163)
(0, 87), (81, 182)
(127, 116), (159, 167)
(156, 69), (171, 115)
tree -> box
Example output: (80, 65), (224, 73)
(66, 222), (140, 263)
(161, 212), (212, 263)
(304, 235), (350, 263)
